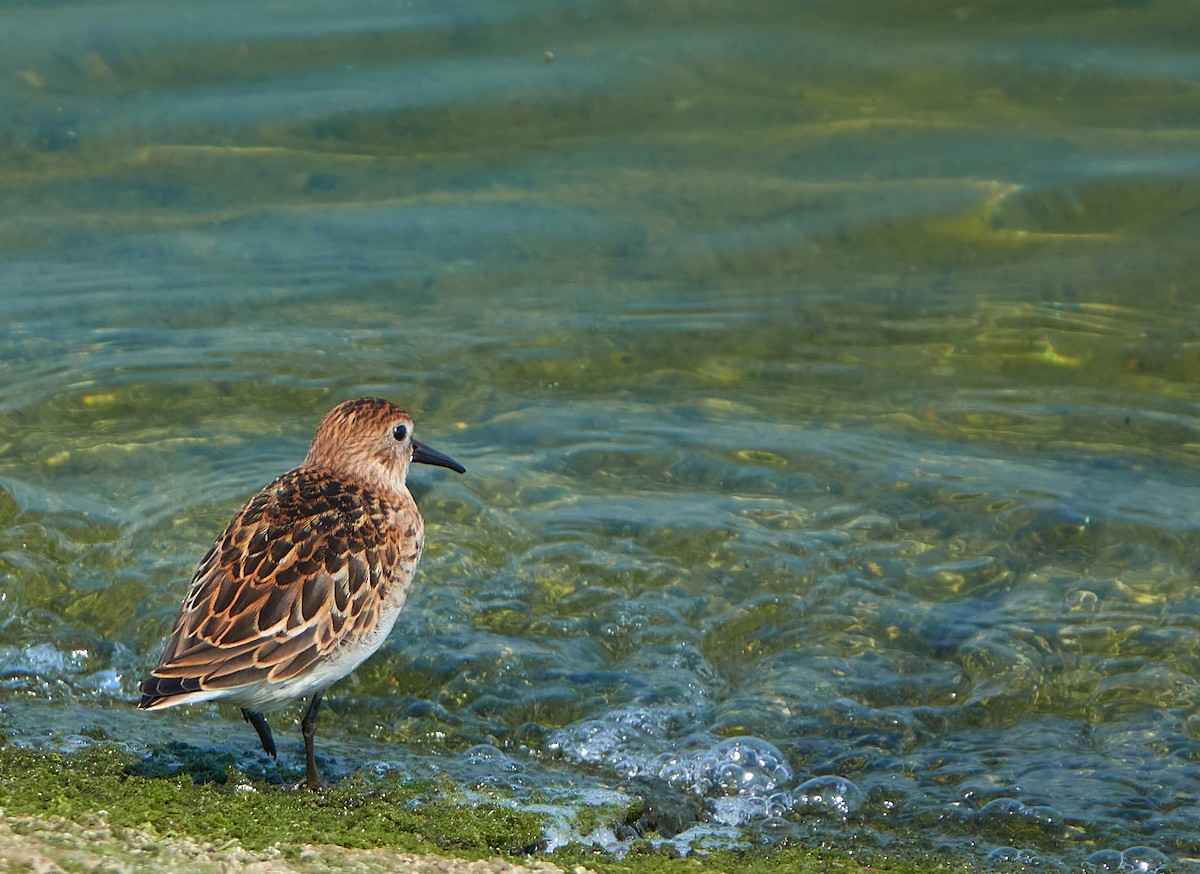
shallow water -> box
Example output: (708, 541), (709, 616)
(2, 0), (1200, 869)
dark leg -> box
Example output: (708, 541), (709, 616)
(300, 692), (325, 791)
(241, 708), (277, 759)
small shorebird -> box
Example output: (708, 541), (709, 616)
(139, 398), (465, 789)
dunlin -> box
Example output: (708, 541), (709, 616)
(138, 398), (465, 789)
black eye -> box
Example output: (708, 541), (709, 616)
(391, 424), (409, 442)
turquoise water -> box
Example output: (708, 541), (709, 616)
(2, 0), (1200, 869)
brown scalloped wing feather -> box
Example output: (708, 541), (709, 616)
(139, 469), (407, 706)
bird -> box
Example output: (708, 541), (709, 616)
(138, 397), (465, 790)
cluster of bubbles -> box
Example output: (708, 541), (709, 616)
(986, 845), (1170, 873)
(1083, 846), (1170, 873)
(985, 846), (1042, 868)
(976, 800), (1171, 872)
(527, 713), (1180, 869)
(974, 797), (1065, 832)
(546, 706), (864, 829)
(0, 642), (121, 698)
(655, 738), (864, 825)
(545, 706), (684, 779)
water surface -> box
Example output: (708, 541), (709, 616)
(2, 1), (1200, 870)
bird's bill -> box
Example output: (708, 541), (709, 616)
(412, 440), (466, 474)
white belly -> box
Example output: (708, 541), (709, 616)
(165, 590), (410, 712)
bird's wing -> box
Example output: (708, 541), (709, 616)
(139, 476), (401, 705)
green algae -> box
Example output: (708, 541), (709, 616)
(0, 742), (989, 874)
(551, 846), (979, 874)
(0, 743), (540, 857)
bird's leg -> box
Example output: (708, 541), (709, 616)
(241, 708), (277, 759)
(301, 692), (325, 791)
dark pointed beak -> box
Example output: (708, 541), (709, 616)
(412, 440), (466, 474)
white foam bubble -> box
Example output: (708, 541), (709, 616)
(89, 669), (122, 695)
(977, 797), (1024, 818)
(463, 743), (524, 771)
(985, 846), (1041, 867)
(1085, 849), (1125, 871)
(707, 736), (793, 793)
(1117, 846), (1170, 873)
(711, 795), (770, 826)
(652, 736), (794, 808)
(1, 642), (71, 677)
(546, 705), (687, 778)
(793, 775), (866, 817)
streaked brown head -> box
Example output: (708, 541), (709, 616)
(303, 398), (464, 496)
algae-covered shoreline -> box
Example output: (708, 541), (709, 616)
(0, 744), (981, 874)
